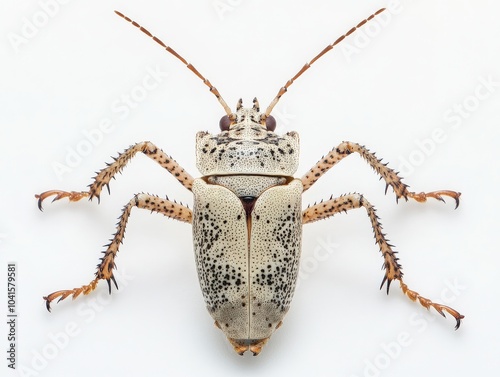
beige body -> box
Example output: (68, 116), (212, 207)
(38, 8), (464, 357)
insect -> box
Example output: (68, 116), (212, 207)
(37, 8), (464, 356)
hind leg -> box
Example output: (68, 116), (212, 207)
(303, 192), (464, 329)
(44, 193), (192, 311)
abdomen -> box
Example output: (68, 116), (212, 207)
(192, 178), (302, 343)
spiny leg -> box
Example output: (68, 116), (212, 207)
(301, 141), (460, 208)
(44, 193), (192, 311)
(302, 193), (464, 329)
(36, 141), (194, 209)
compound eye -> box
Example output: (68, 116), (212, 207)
(219, 115), (231, 131)
(265, 115), (276, 132)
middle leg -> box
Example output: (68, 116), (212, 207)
(36, 141), (194, 208)
(302, 193), (464, 329)
(301, 141), (460, 207)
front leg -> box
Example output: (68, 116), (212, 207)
(36, 141), (194, 208)
(44, 193), (192, 311)
(303, 193), (464, 329)
(301, 141), (460, 208)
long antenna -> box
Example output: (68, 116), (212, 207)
(263, 8), (387, 118)
(114, 10), (234, 119)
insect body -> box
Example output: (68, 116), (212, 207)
(37, 8), (464, 355)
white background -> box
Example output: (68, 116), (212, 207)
(1, 0), (499, 376)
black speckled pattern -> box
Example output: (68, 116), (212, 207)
(196, 107), (299, 176)
(248, 179), (302, 339)
(192, 179), (249, 339)
(192, 178), (302, 340)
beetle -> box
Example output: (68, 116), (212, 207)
(36, 8), (464, 355)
